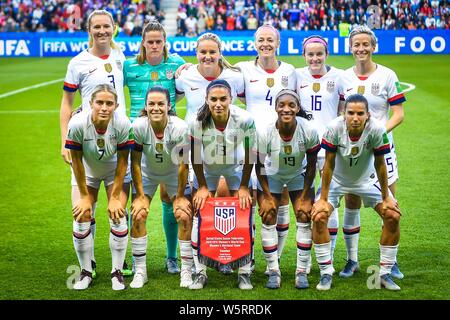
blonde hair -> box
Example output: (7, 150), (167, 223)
(137, 21), (168, 65)
(87, 10), (117, 49)
(90, 84), (118, 106)
(196, 33), (241, 72)
(255, 24), (280, 42)
(349, 25), (377, 48)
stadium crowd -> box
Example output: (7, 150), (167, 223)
(1, 0), (449, 34)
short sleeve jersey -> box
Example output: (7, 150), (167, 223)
(296, 66), (343, 138)
(133, 116), (189, 178)
(256, 117), (320, 179)
(321, 116), (391, 186)
(63, 48), (126, 116)
(123, 54), (186, 121)
(236, 60), (297, 127)
(188, 105), (256, 176)
(65, 111), (133, 178)
(175, 66), (245, 119)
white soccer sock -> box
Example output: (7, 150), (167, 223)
(179, 240), (194, 271)
(131, 236), (147, 274)
(379, 244), (398, 276)
(343, 208), (360, 262)
(314, 242), (334, 276)
(191, 216), (206, 275)
(296, 222), (312, 273)
(73, 221), (93, 272)
(238, 262), (252, 275)
(328, 207), (339, 261)
(251, 205), (256, 262)
(261, 224), (279, 272)
(277, 204), (290, 258)
(90, 202), (97, 263)
(109, 217), (128, 273)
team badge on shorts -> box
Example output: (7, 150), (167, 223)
(104, 63), (112, 73)
(166, 69), (174, 80)
(214, 206), (236, 236)
(357, 86), (365, 94)
(284, 145), (292, 155)
(281, 76), (289, 88)
(151, 71), (159, 81)
(313, 83), (320, 93)
(371, 82), (380, 95)
(116, 60), (122, 70)
(97, 139), (105, 148)
(155, 143), (163, 153)
(351, 146), (359, 156)
(267, 78), (274, 88)
(327, 81), (335, 93)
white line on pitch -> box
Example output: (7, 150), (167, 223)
(0, 78), (64, 99)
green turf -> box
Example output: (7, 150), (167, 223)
(0, 55), (449, 300)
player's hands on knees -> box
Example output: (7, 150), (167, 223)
(131, 196), (149, 220)
(61, 146), (71, 165)
(258, 196), (277, 219)
(381, 196), (401, 217)
(193, 186), (212, 211)
(294, 196), (313, 220)
(73, 197), (92, 222)
(108, 197), (125, 223)
(175, 63), (193, 78)
(311, 199), (331, 220)
(236, 186), (252, 210)
(174, 196), (193, 221)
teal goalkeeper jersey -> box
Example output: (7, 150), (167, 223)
(123, 54), (185, 121)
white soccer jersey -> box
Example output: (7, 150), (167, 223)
(257, 117), (320, 179)
(339, 64), (406, 138)
(321, 116), (390, 187)
(236, 60), (297, 127)
(133, 115), (189, 179)
(63, 48), (127, 116)
(65, 111), (132, 178)
(188, 105), (256, 177)
(175, 66), (245, 119)
(296, 66), (343, 139)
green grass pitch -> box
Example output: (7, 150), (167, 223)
(0, 54), (449, 300)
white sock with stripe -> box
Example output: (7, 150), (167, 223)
(191, 216), (206, 275)
(131, 236), (147, 274)
(90, 202), (97, 264)
(379, 244), (398, 276)
(109, 217), (128, 273)
(328, 207), (339, 261)
(343, 208), (360, 262)
(261, 224), (279, 272)
(277, 204), (290, 258)
(314, 242), (334, 276)
(180, 240), (193, 271)
(73, 221), (93, 272)
(296, 222), (312, 273)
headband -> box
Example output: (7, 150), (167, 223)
(302, 36), (328, 52)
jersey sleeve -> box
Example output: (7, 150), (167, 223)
(242, 112), (257, 150)
(174, 120), (190, 161)
(386, 70), (406, 106)
(175, 74), (185, 94)
(321, 123), (338, 153)
(117, 117), (133, 150)
(305, 125), (321, 154)
(372, 125), (391, 156)
(65, 117), (83, 150)
(123, 59), (130, 87)
(236, 71), (245, 97)
(255, 126), (268, 158)
(132, 119), (143, 152)
(63, 59), (79, 92)
(287, 65), (297, 90)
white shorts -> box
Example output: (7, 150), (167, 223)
(132, 175), (179, 199)
(193, 171), (242, 192)
(71, 166), (131, 189)
(326, 179), (394, 210)
(257, 173), (306, 194)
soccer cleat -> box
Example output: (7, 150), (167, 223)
(91, 260), (97, 279)
(180, 268), (193, 288)
(238, 273), (253, 290)
(130, 270), (148, 289)
(390, 262), (404, 279)
(111, 269), (126, 291)
(218, 263), (233, 275)
(295, 272), (309, 289)
(316, 274), (332, 291)
(265, 271), (281, 289)
(122, 260), (134, 277)
(166, 258), (180, 274)
(339, 260), (359, 278)
(73, 269), (92, 290)
(189, 273), (208, 290)
(380, 274), (401, 291)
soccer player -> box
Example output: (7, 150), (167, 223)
(123, 21), (186, 275)
(312, 94), (402, 291)
(338, 26), (406, 279)
(60, 9), (127, 278)
(255, 89), (319, 289)
(296, 35), (344, 262)
(186, 79), (256, 290)
(129, 86), (192, 288)
(66, 84), (132, 291)
(236, 24), (297, 273)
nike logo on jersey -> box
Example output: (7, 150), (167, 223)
(191, 87), (199, 91)
(89, 68), (97, 74)
(136, 74), (144, 78)
(143, 143), (152, 146)
(346, 88), (353, 92)
(250, 80), (259, 83)
(84, 139), (94, 141)
(300, 85), (308, 89)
